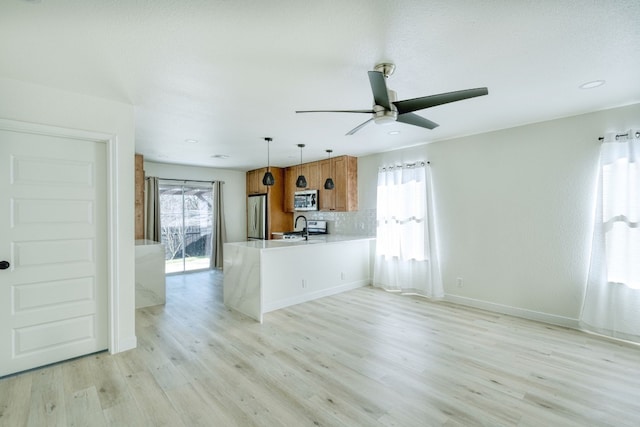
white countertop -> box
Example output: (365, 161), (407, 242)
(226, 235), (375, 250)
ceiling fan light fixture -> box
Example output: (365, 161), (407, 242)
(373, 107), (398, 125)
(262, 137), (275, 186)
(579, 80), (605, 89)
(296, 143), (307, 188)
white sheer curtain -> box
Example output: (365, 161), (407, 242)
(582, 131), (640, 343)
(373, 162), (443, 298)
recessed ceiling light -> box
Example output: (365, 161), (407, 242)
(184, 139), (199, 144)
(579, 80), (605, 89)
(388, 130), (401, 135)
(211, 154), (230, 159)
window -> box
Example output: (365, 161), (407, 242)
(373, 162), (443, 297)
(581, 130), (640, 343)
(159, 183), (213, 273)
(599, 133), (640, 289)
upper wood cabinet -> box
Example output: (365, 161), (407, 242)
(134, 154), (145, 239)
(284, 155), (358, 212)
(326, 155), (358, 212)
(284, 166), (297, 212)
(304, 162), (321, 191)
(246, 167), (269, 195)
(286, 164), (320, 189)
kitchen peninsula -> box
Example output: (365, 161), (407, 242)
(223, 236), (374, 322)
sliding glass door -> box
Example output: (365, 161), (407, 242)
(159, 182), (213, 273)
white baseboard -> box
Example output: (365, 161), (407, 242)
(111, 335), (138, 354)
(263, 280), (370, 314)
(444, 294), (580, 329)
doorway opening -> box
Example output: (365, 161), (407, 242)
(159, 182), (213, 273)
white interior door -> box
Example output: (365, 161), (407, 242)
(0, 129), (108, 377)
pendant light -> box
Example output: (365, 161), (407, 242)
(262, 137), (275, 186)
(295, 144), (307, 188)
(324, 149), (334, 190)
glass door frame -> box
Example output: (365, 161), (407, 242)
(158, 180), (213, 274)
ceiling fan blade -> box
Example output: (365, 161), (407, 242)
(368, 71), (391, 110)
(296, 109), (374, 113)
(397, 113), (439, 130)
(394, 87), (488, 114)
(346, 118), (374, 135)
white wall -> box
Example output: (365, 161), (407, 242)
(143, 161), (246, 243)
(359, 103), (640, 326)
(0, 77), (137, 352)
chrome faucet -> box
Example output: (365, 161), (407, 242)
(295, 215), (308, 240)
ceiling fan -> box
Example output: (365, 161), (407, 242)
(296, 63), (488, 135)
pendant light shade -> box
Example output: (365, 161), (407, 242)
(296, 174), (307, 188)
(262, 171), (275, 186)
(324, 149), (334, 190)
(262, 137), (275, 186)
(296, 143), (307, 188)
(323, 177), (334, 190)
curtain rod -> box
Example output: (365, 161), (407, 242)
(146, 177), (225, 184)
(380, 161), (430, 171)
(598, 131), (640, 141)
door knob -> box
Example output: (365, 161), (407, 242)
(0, 261), (10, 270)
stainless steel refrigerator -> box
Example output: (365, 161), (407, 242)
(247, 194), (267, 240)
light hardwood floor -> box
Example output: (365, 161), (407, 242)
(1, 270), (639, 426)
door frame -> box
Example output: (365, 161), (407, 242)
(0, 118), (122, 354)
(159, 181), (214, 274)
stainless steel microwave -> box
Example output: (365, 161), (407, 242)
(294, 190), (318, 211)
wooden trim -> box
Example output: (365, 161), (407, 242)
(134, 154), (144, 239)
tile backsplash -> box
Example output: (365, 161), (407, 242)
(304, 209), (376, 236)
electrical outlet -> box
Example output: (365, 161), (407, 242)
(456, 277), (463, 288)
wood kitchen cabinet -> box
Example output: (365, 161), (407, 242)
(245, 167), (292, 238)
(284, 162), (324, 212)
(284, 155), (358, 212)
(319, 159), (332, 211)
(331, 155), (358, 212)
(284, 163), (320, 188)
(320, 155), (358, 212)
(134, 153), (145, 239)
(246, 167), (269, 195)
(284, 166), (297, 212)
(303, 162), (321, 190)
(283, 162), (321, 212)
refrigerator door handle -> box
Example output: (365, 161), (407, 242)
(253, 203), (257, 231)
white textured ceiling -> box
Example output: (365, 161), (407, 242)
(1, 0), (639, 170)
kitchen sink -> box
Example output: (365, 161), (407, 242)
(283, 232), (303, 239)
